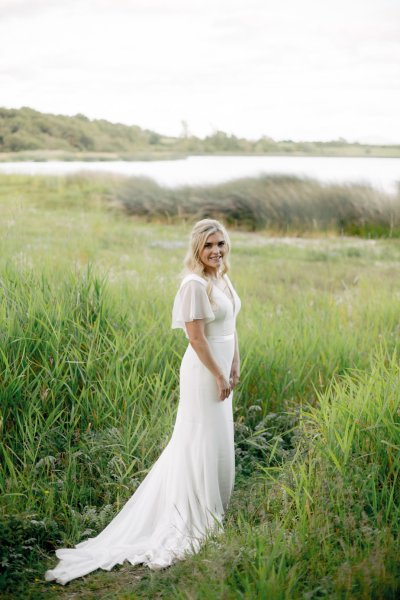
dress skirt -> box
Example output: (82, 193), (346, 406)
(44, 334), (235, 585)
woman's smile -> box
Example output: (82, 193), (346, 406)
(200, 232), (226, 274)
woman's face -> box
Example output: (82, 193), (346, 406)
(199, 231), (227, 275)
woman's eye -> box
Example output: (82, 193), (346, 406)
(218, 242), (225, 247)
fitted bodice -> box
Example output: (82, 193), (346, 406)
(204, 278), (240, 337)
(171, 273), (241, 339)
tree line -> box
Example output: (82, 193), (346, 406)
(0, 106), (399, 157)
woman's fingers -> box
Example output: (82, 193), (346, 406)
(217, 374), (232, 401)
(219, 385), (231, 401)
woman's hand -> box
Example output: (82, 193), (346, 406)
(185, 320), (234, 401)
(216, 373), (231, 401)
(229, 361), (240, 389)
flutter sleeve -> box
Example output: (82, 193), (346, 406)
(172, 279), (215, 331)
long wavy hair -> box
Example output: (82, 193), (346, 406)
(183, 219), (231, 301)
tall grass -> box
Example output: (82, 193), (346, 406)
(1, 258), (399, 596)
(2, 172), (400, 236)
(116, 174), (400, 235)
(168, 349), (399, 599)
(0, 173), (399, 597)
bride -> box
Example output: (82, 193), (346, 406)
(45, 218), (241, 585)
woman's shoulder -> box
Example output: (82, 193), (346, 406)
(179, 273), (208, 289)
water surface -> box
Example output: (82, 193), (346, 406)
(0, 155), (399, 193)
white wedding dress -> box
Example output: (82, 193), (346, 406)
(45, 273), (241, 585)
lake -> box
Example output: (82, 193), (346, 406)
(0, 155), (399, 194)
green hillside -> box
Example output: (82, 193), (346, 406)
(0, 106), (169, 155)
(1, 106), (400, 159)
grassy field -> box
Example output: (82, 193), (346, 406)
(0, 175), (399, 599)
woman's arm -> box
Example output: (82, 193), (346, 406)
(230, 329), (240, 388)
(185, 319), (231, 401)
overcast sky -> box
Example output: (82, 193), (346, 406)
(1, 0), (399, 142)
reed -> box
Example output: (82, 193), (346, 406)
(125, 350), (399, 600)
(116, 174), (400, 235)
(2, 172), (400, 236)
(0, 173), (399, 597)
(180, 348), (400, 599)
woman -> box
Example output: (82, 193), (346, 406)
(45, 218), (241, 585)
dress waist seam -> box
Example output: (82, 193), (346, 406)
(206, 334), (235, 342)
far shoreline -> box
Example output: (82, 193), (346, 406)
(1, 148), (400, 162)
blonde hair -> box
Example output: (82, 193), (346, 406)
(183, 219), (231, 300)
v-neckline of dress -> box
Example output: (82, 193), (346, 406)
(212, 275), (235, 312)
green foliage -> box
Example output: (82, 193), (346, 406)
(0, 107), (167, 155)
(1, 174), (400, 597)
(222, 351), (400, 600)
(0, 514), (60, 593)
(1, 106), (400, 158)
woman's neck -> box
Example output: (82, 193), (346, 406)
(210, 272), (222, 280)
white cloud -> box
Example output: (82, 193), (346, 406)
(0, 0), (399, 141)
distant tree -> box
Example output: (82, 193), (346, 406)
(149, 132), (161, 145)
(75, 113), (90, 122)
